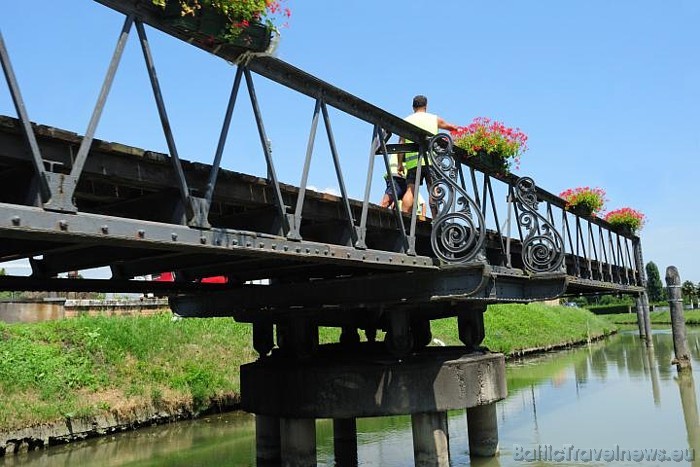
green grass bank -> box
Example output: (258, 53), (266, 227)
(0, 304), (614, 434)
(605, 309), (700, 325)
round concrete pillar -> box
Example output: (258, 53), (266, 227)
(411, 411), (450, 466)
(333, 418), (358, 466)
(255, 414), (280, 465)
(466, 403), (499, 457)
(280, 418), (316, 467)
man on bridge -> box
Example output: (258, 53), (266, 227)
(397, 95), (458, 216)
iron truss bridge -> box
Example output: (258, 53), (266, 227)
(0, 1), (645, 344)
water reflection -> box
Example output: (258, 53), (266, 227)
(5, 330), (700, 466)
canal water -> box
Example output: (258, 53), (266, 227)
(3, 329), (700, 466)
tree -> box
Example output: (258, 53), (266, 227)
(645, 261), (664, 303)
(681, 280), (696, 305)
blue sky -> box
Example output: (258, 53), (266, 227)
(1, 1), (699, 282)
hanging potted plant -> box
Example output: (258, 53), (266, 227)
(151, 0), (290, 52)
(559, 186), (606, 217)
(451, 117), (528, 174)
(604, 207), (645, 235)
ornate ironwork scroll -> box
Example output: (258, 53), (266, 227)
(428, 134), (486, 264)
(514, 177), (564, 273)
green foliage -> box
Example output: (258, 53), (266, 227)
(586, 303), (633, 315)
(645, 262), (665, 302)
(682, 280), (697, 303)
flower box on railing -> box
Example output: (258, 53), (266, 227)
(559, 187), (606, 218)
(604, 207), (645, 236)
(452, 117), (528, 175)
(154, 0), (277, 52)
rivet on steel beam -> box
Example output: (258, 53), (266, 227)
(272, 243), (277, 249)
(11, 216), (20, 226)
(246, 242), (252, 247)
(259, 242), (265, 248)
(283, 246), (289, 251)
(305, 248), (310, 253)
(346, 253), (351, 258)
(101, 225), (109, 234)
(200, 236), (207, 244)
(324, 250), (328, 255)
(295, 247), (301, 253)
(315, 249), (319, 254)
(59, 220), (68, 230)
(171, 233), (178, 241)
(137, 229), (145, 238)
(232, 239), (238, 246)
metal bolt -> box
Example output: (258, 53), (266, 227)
(259, 243), (265, 248)
(283, 246), (289, 251)
(59, 220), (68, 231)
(305, 248), (310, 253)
(272, 243), (277, 249)
(11, 216), (20, 226)
(246, 242), (252, 247)
(171, 233), (178, 241)
(200, 236), (207, 244)
(101, 225), (109, 234)
(137, 229), (145, 238)
(232, 239), (238, 246)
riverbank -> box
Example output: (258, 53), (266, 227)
(0, 304), (615, 455)
(606, 309), (700, 325)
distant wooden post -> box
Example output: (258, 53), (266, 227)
(641, 292), (653, 348)
(635, 295), (646, 339)
(666, 266), (691, 371)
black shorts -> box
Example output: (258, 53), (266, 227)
(384, 176), (407, 201)
(406, 166), (434, 186)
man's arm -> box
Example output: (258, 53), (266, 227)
(437, 117), (458, 132)
(397, 136), (405, 175)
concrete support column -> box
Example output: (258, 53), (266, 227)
(256, 415), (280, 465)
(411, 412), (450, 467)
(280, 418), (316, 467)
(333, 418), (358, 466)
(467, 403), (499, 457)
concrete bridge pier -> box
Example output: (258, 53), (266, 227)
(255, 415), (281, 465)
(333, 418), (358, 466)
(412, 411), (450, 466)
(466, 403), (499, 456)
(241, 346), (507, 466)
(280, 418), (317, 467)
